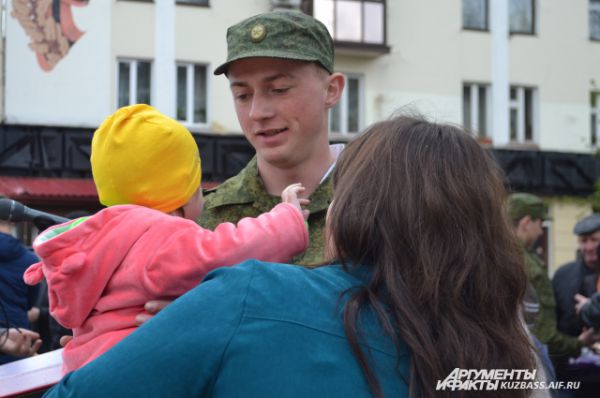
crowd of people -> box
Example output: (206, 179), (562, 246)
(1, 9), (599, 398)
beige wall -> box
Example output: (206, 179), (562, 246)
(335, 0), (600, 151)
(6, 0), (599, 146)
(510, 1), (597, 152)
(110, 0), (270, 133)
(111, 1), (154, 112)
(548, 199), (592, 275)
(175, 0), (270, 133)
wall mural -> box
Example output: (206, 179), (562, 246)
(11, 0), (89, 72)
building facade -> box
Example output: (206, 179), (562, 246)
(1, 0), (600, 270)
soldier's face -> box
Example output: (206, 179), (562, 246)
(524, 218), (544, 248)
(182, 188), (204, 223)
(227, 58), (337, 168)
(578, 230), (600, 268)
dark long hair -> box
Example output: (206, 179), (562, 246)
(329, 115), (534, 398)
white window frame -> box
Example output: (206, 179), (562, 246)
(462, 0), (489, 31)
(509, 0), (536, 35)
(176, 0), (209, 5)
(592, 91), (600, 147)
(509, 86), (538, 143)
(314, 0), (386, 45)
(116, 58), (153, 109)
(330, 73), (365, 135)
(176, 62), (210, 127)
(463, 82), (491, 138)
(591, 0), (600, 40)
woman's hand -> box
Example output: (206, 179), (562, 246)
(134, 300), (173, 325)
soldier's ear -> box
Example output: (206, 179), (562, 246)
(517, 215), (531, 231)
(324, 73), (345, 110)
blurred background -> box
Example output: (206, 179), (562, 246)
(0, 0), (599, 276)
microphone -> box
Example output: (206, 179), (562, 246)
(0, 198), (69, 230)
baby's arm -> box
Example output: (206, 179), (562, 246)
(281, 183), (310, 220)
(143, 201), (308, 297)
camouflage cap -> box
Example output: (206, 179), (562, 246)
(214, 10), (334, 75)
(508, 193), (550, 222)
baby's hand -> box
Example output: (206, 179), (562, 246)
(281, 183), (310, 220)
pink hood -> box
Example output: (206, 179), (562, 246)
(24, 206), (165, 328)
(23, 203), (307, 373)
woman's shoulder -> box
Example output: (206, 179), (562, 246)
(203, 260), (364, 322)
(206, 260), (401, 352)
(220, 260), (363, 299)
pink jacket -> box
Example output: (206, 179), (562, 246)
(23, 204), (308, 374)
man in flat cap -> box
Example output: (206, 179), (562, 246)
(553, 214), (600, 338)
(509, 194), (589, 366)
(199, 10), (344, 267)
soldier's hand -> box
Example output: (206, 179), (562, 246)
(281, 183), (310, 220)
(134, 300), (172, 325)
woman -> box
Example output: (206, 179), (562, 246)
(45, 115), (535, 398)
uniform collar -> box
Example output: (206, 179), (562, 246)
(204, 156), (264, 209)
(205, 155), (334, 214)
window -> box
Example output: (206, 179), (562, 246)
(591, 0), (600, 40)
(176, 0), (209, 5)
(330, 74), (364, 134)
(314, 0), (386, 45)
(463, 83), (490, 139)
(592, 92), (600, 146)
(463, 0), (488, 30)
(509, 86), (537, 142)
(176, 63), (208, 125)
(117, 59), (152, 108)
(509, 0), (535, 34)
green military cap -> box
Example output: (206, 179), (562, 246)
(214, 10), (334, 76)
(508, 193), (550, 222)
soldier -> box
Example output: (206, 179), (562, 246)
(199, 10), (345, 267)
(135, 10), (345, 325)
(508, 193), (595, 363)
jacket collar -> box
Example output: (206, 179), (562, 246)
(205, 156), (333, 214)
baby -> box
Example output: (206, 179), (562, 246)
(24, 104), (309, 373)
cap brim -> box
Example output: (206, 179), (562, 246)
(213, 61), (230, 76)
(213, 50), (331, 76)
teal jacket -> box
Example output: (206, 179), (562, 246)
(44, 260), (410, 398)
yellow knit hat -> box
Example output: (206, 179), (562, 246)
(91, 104), (201, 213)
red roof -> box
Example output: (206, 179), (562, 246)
(0, 177), (98, 205)
(0, 177), (219, 206)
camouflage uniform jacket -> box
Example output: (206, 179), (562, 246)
(199, 156), (332, 268)
(523, 248), (582, 359)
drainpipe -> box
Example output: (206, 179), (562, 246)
(491, 0), (509, 146)
(1, 0), (6, 123)
(154, 0), (176, 118)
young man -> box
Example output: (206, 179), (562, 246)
(199, 10), (345, 267)
(135, 10), (345, 324)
